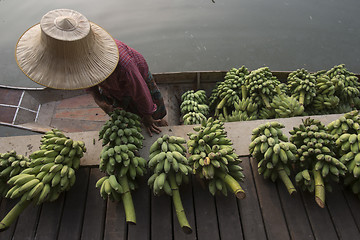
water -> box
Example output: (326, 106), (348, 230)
(1, 0), (360, 88)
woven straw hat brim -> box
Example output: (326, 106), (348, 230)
(15, 21), (119, 90)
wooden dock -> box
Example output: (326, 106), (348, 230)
(1, 156), (360, 240)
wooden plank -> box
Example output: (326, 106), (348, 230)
(192, 176), (220, 240)
(127, 177), (151, 240)
(342, 188), (360, 229)
(215, 194), (243, 240)
(300, 191), (339, 240)
(237, 157), (267, 239)
(277, 181), (314, 240)
(103, 199), (126, 240)
(34, 195), (65, 240)
(150, 194), (172, 240)
(81, 168), (107, 240)
(173, 177), (197, 240)
(12, 202), (41, 240)
(57, 167), (90, 240)
(326, 184), (360, 239)
(250, 157), (291, 240)
(0, 199), (18, 240)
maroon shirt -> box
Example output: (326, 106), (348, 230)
(97, 39), (157, 115)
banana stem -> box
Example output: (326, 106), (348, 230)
(299, 90), (305, 106)
(169, 173), (192, 234)
(215, 171), (246, 199)
(277, 164), (296, 195)
(223, 107), (229, 120)
(0, 199), (31, 232)
(313, 169), (325, 208)
(241, 86), (247, 100)
(217, 95), (229, 110)
(118, 176), (136, 224)
(260, 93), (271, 109)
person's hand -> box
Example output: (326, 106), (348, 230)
(156, 118), (168, 127)
(142, 115), (163, 136)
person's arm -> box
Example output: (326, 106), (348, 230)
(125, 69), (164, 136)
(87, 86), (115, 114)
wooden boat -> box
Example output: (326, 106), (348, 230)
(0, 70), (359, 164)
(0, 70), (332, 134)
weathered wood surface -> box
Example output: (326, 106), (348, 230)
(0, 161), (359, 239)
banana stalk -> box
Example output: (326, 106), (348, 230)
(241, 85), (247, 100)
(169, 173), (192, 234)
(215, 171), (246, 199)
(119, 176), (136, 224)
(277, 164), (296, 195)
(0, 199), (31, 232)
(260, 93), (271, 109)
(299, 90), (305, 106)
(313, 169), (325, 208)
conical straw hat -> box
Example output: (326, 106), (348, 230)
(15, 9), (119, 90)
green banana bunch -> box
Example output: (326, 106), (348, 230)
(304, 74), (339, 114)
(180, 90), (209, 125)
(181, 89), (208, 105)
(0, 129), (85, 231)
(147, 134), (192, 234)
(180, 100), (209, 115)
(336, 133), (360, 197)
(325, 64), (360, 107)
(99, 143), (147, 177)
(148, 134), (190, 195)
(270, 86), (304, 118)
(209, 66), (249, 117)
(289, 118), (343, 208)
(183, 112), (207, 125)
(287, 68), (316, 106)
(327, 110), (360, 139)
(245, 67), (280, 109)
(249, 121), (297, 195)
(97, 109), (146, 224)
(258, 107), (276, 120)
(187, 117), (246, 199)
(98, 109), (143, 147)
(219, 97), (259, 122)
(327, 111), (360, 198)
(0, 151), (30, 197)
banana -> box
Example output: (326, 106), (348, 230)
(18, 178), (40, 193)
(157, 173), (166, 190)
(27, 182), (44, 200)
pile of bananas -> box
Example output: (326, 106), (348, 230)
(148, 134), (190, 195)
(187, 117), (246, 199)
(327, 111), (360, 197)
(0, 151), (30, 197)
(0, 129), (86, 231)
(180, 90), (209, 125)
(287, 68), (317, 106)
(307, 74), (340, 114)
(249, 121), (297, 195)
(327, 110), (360, 139)
(6, 129), (85, 203)
(96, 109), (146, 224)
(209, 66), (249, 117)
(99, 109), (143, 147)
(147, 134), (192, 234)
(289, 118), (344, 208)
(270, 85), (304, 118)
(219, 97), (258, 122)
(326, 64), (360, 108)
(244, 67), (280, 109)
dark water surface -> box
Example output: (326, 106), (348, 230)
(1, 0), (359, 88)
